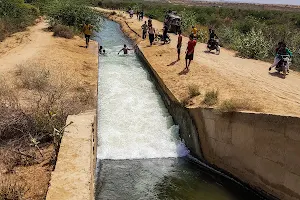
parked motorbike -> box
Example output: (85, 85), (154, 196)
(207, 39), (220, 55)
(275, 55), (291, 78)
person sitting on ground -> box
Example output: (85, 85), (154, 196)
(177, 30), (182, 60)
(141, 21), (148, 40)
(118, 44), (133, 55)
(208, 29), (218, 46)
(83, 21), (93, 48)
(184, 34), (197, 72)
(191, 26), (198, 39)
(99, 46), (103, 54)
(269, 42), (292, 72)
(102, 49), (106, 55)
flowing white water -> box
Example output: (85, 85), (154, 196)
(96, 20), (189, 160)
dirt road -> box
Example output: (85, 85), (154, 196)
(98, 8), (300, 117)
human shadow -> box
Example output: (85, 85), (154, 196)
(178, 68), (189, 75)
(79, 45), (87, 48)
(167, 60), (179, 66)
(269, 71), (286, 79)
(204, 50), (216, 54)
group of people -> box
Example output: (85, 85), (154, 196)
(140, 18), (156, 45)
(86, 10), (293, 75)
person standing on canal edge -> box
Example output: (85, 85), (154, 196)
(177, 30), (182, 60)
(83, 21), (93, 48)
(139, 10), (144, 21)
(185, 34), (197, 72)
(148, 25), (155, 46)
(141, 21), (148, 40)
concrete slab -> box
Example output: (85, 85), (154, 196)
(46, 111), (96, 200)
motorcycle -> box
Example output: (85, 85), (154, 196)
(207, 39), (220, 55)
(275, 55), (291, 78)
(154, 32), (171, 44)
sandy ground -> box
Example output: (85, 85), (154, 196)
(0, 18), (98, 199)
(97, 8), (300, 117)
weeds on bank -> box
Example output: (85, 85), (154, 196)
(53, 24), (74, 39)
(0, 176), (27, 200)
(0, 63), (96, 173)
(203, 90), (219, 106)
(188, 84), (201, 98)
(218, 99), (262, 113)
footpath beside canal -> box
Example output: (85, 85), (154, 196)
(96, 8), (300, 200)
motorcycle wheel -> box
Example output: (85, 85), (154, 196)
(216, 46), (220, 55)
(283, 66), (287, 78)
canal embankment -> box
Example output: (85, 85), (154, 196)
(96, 8), (300, 200)
(46, 111), (97, 200)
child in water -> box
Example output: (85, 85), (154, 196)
(118, 44), (134, 55)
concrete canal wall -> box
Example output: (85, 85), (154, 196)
(136, 47), (300, 200)
(46, 111), (97, 200)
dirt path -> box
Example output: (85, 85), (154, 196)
(98, 8), (300, 117)
(0, 20), (53, 73)
(0, 19), (98, 200)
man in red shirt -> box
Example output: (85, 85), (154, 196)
(185, 34), (197, 72)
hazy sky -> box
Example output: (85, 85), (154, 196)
(197, 0), (300, 5)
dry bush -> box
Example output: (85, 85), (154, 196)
(0, 176), (27, 200)
(188, 84), (201, 98)
(15, 64), (50, 91)
(203, 90), (219, 106)
(0, 104), (35, 141)
(53, 24), (74, 39)
(15, 63), (96, 141)
(219, 99), (262, 113)
(0, 79), (19, 108)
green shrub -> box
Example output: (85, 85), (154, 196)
(179, 9), (197, 32)
(47, 1), (102, 32)
(203, 90), (219, 106)
(235, 28), (271, 59)
(53, 24), (74, 39)
(0, 0), (39, 41)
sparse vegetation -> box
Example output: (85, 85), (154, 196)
(0, 0), (39, 41)
(203, 90), (219, 106)
(219, 99), (262, 112)
(53, 24), (74, 39)
(188, 84), (201, 98)
(0, 0), (102, 41)
(0, 176), (27, 200)
(0, 62), (96, 199)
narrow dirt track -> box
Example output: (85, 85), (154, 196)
(0, 20), (53, 73)
(97, 8), (300, 117)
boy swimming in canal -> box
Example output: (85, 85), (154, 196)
(118, 44), (135, 55)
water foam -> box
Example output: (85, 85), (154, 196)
(96, 20), (189, 160)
